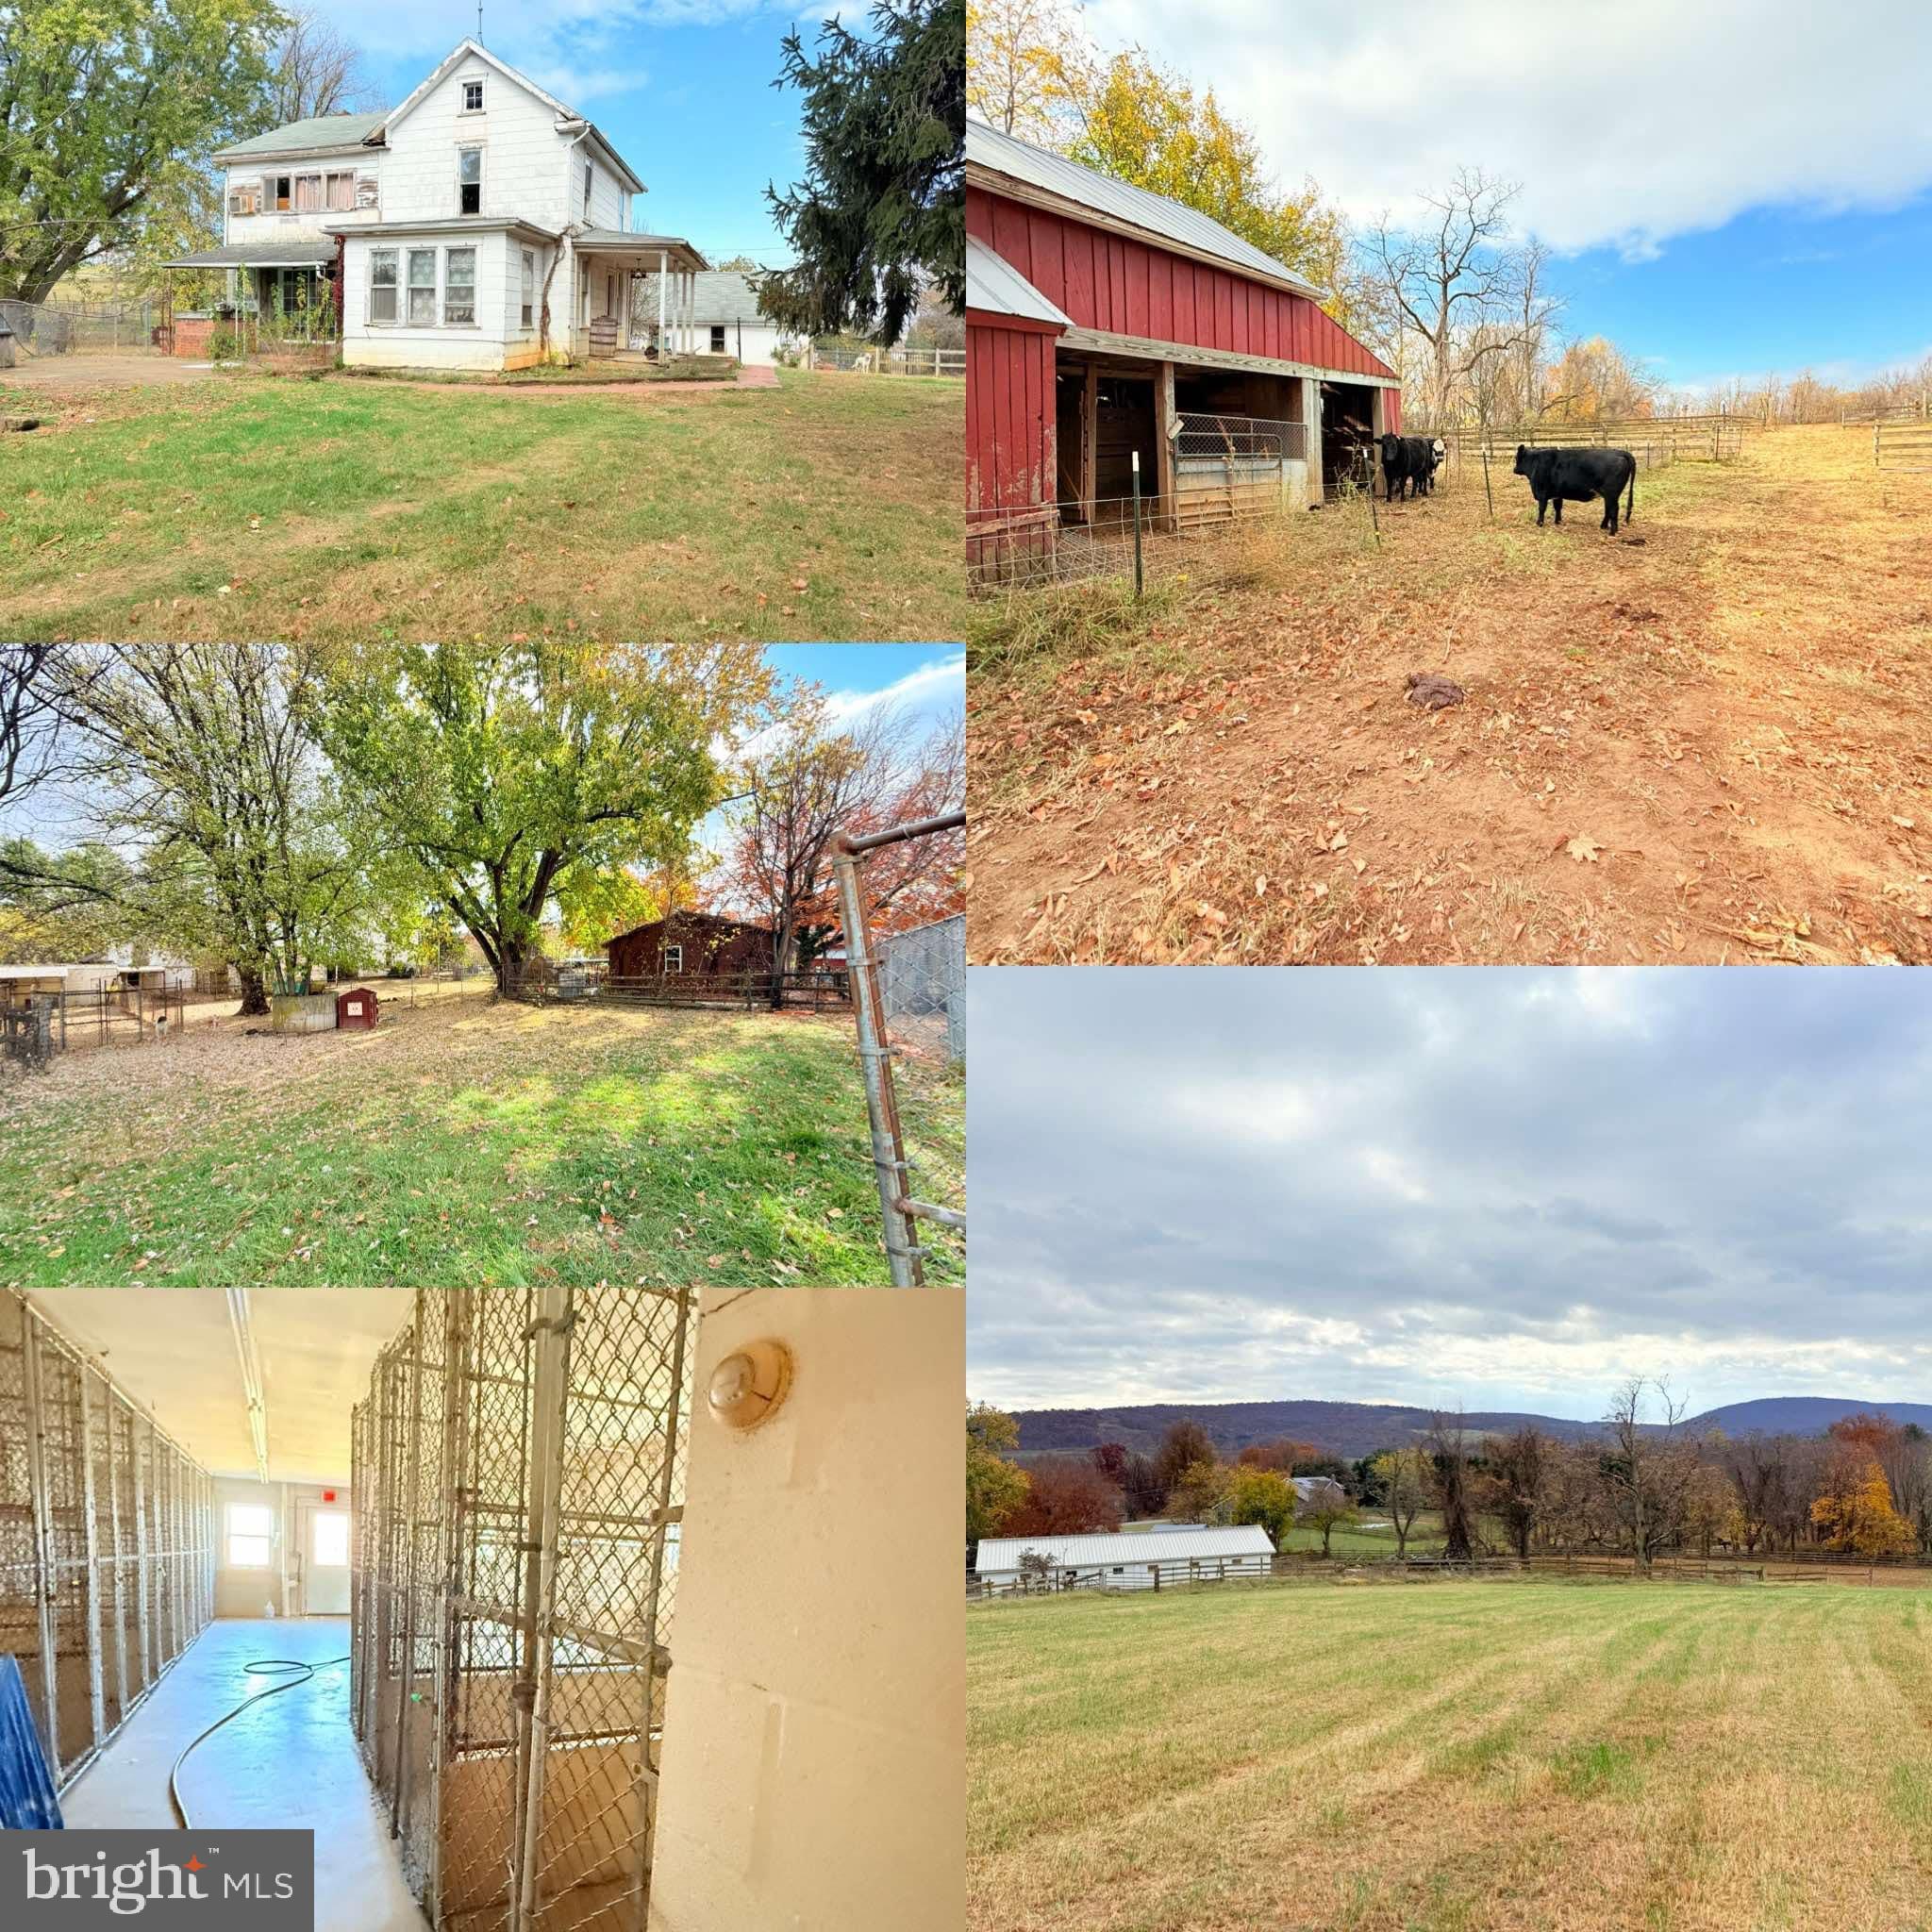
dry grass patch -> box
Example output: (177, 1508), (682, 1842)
(967, 426), (1932, 963)
(970, 1578), (1932, 1932)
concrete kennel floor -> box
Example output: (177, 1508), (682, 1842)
(61, 1616), (427, 1932)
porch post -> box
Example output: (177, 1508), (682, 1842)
(1301, 375), (1324, 507)
(1156, 360), (1177, 531)
(658, 249), (667, 353)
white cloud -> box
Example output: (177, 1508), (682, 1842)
(819, 652), (966, 725)
(1076, 0), (1932, 258)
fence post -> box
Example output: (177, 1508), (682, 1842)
(1130, 449), (1144, 597)
(1481, 444), (1493, 518)
(831, 838), (924, 1285)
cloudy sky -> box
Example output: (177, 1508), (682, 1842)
(969, 969), (1932, 1421)
(1071, 0), (1932, 391)
(316, 2), (841, 266)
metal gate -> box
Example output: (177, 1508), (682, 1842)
(0, 1291), (215, 1791)
(351, 1285), (694, 1931)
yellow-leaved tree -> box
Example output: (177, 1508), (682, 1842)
(1810, 1458), (1917, 1557)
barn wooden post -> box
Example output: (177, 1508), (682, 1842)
(1156, 359), (1177, 530)
(1300, 375), (1323, 508)
(1080, 359), (1098, 524)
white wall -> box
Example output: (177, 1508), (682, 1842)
(648, 1290), (963, 1931)
(213, 1476), (350, 1619)
(341, 229), (520, 370)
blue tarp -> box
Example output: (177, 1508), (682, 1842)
(0, 1655), (62, 1827)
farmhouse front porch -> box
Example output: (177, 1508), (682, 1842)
(575, 232), (710, 359)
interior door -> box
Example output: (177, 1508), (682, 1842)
(298, 1502), (351, 1615)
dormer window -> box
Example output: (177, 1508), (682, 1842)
(462, 79), (484, 112)
(458, 147), (482, 215)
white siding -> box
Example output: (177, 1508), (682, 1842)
(340, 229), (519, 371)
(381, 57), (626, 233)
(225, 152), (381, 247)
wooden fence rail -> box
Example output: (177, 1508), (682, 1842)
(502, 964), (851, 1011)
(1874, 421), (1932, 472)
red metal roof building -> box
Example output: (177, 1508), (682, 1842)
(965, 120), (1402, 570)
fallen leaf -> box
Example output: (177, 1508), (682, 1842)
(1567, 834), (1602, 863)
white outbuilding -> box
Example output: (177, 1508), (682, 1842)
(974, 1523), (1276, 1592)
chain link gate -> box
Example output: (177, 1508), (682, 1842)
(0, 1291), (214, 1793)
(351, 1285), (695, 1932)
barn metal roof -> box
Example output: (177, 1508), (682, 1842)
(966, 235), (1070, 328)
(965, 118), (1324, 300)
(974, 1524), (1275, 1572)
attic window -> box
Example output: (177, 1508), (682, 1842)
(462, 79), (485, 111)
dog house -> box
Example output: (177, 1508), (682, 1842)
(336, 987), (379, 1032)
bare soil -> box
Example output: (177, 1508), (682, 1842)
(968, 425), (1932, 963)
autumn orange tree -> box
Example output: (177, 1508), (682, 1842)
(1810, 1455), (1916, 1557)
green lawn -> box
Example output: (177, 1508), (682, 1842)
(971, 1578), (1932, 1932)
(0, 993), (962, 1287)
(0, 366), (964, 641)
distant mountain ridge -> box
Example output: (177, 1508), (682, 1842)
(1008, 1394), (1932, 1462)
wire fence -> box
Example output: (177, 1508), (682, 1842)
(352, 1283), (695, 1932)
(1442, 414), (1747, 473)
(501, 960), (851, 1012)
(0, 985), (191, 1060)
(875, 914), (965, 1063)
(0, 1291), (215, 1792)
(809, 341), (964, 377)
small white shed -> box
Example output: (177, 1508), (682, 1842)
(974, 1523), (1276, 1592)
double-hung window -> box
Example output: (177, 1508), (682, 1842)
(369, 248), (398, 324)
(462, 78), (485, 111)
(458, 146), (482, 216)
(710, 325), (726, 353)
(293, 173), (322, 213)
(520, 249), (536, 329)
(407, 248), (437, 325)
(663, 944), (683, 974)
(444, 247), (475, 325)
(325, 171), (356, 212)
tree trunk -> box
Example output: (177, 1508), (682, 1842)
(497, 935), (529, 997)
(237, 963), (270, 1018)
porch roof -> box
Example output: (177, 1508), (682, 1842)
(575, 231), (708, 273)
(162, 243), (335, 270)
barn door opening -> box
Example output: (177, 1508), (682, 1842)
(1092, 375), (1157, 517)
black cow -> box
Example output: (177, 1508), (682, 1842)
(1377, 432), (1423, 502)
(1512, 444), (1637, 533)
(1409, 435), (1445, 495)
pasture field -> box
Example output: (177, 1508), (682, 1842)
(968, 424), (1932, 964)
(969, 1578), (1932, 1932)
(0, 366), (964, 641)
(0, 993), (963, 1287)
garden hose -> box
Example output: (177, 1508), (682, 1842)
(168, 1656), (351, 1831)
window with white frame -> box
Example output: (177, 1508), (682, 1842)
(293, 173), (322, 213)
(462, 78), (485, 111)
(407, 248), (437, 324)
(710, 324), (725, 353)
(325, 171), (356, 212)
(227, 1504), (274, 1569)
(369, 247), (398, 323)
(520, 248), (535, 329)
(444, 246), (475, 325)
(458, 146), (482, 216)
(269, 174), (291, 211)
(663, 944), (683, 974)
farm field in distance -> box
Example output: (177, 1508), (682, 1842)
(0, 366), (964, 642)
(969, 1578), (1932, 1932)
(968, 425), (1932, 965)
(0, 992), (963, 1288)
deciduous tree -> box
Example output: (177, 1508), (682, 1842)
(1152, 1419), (1216, 1493)
(1296, 1480), (1360, 1558)
(1372, 1445), (1433, 1559)
(967, 1403), (1030, 1541)
(1224, 1466), (1295, 1547)
(1811, 1457), (1916, 1557)
(1001, 1455), (1124, 1536)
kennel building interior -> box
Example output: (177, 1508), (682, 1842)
(0, 1287), (961, 1932)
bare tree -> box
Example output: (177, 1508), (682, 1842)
(1484, 1425), (1548, 1560)
(269, 9), (383, 125)
(0, 645), (73, 808)
(1721, 1433), (1790, 1557)
(1364, 168), (1530, 431)
(1601, 1376), (1701, 1574)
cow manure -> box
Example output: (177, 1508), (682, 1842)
(1623, 536), (1647, 546)
(1406, 673), (1466, 710)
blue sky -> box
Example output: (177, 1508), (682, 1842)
(969, 969), (1932, 1421)
(322, 1), (852, 266)
(1080, 0), (1932, 393)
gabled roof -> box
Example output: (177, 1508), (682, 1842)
(974, 1524), (1275, 1572)
(633, 271), (773, 325)
(965, 117), (1324, 302)
(966, 235), (1069, 329)
(214, 110), (388, 164)
(385, 41), (645, 195)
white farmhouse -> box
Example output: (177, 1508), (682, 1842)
(974, 1524), (1276, 1592)
(169, 40), (708, 373)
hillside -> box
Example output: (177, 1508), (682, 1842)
(1009, 1394), (1932, 1461)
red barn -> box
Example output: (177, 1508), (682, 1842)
(606, 910), (774, 979)
(966, 120), (1401, 570)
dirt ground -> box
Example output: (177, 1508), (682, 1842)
(968, 425), (1932, 964)
(2, 351), (213, 388)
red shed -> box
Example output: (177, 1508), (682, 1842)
(336, 986), (379, 1031)
(606, 910), (774, 980)
(966, 119), (1401, 573)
